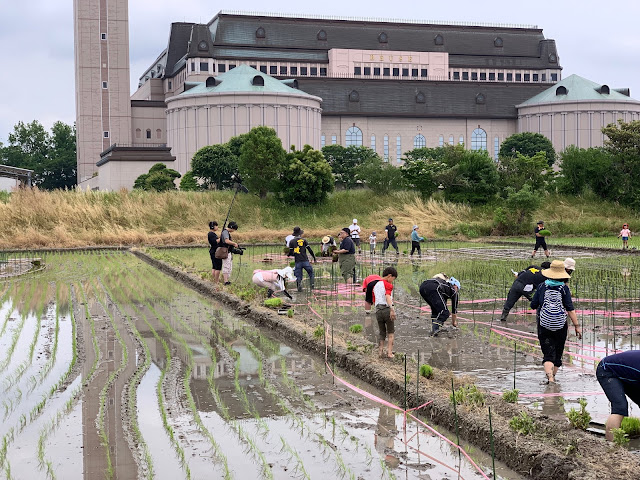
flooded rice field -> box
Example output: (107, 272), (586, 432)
(0, 250), (523, 480)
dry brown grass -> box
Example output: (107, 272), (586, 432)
(0, 188), (475, 249)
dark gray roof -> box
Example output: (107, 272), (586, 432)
(296, 78), (549, 118)
(165, 23), (196, 77)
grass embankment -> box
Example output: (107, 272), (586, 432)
(0, 188), (638, 248)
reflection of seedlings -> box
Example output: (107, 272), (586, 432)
(279, 436), (311, 480)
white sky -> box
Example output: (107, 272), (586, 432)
(1, 0), (639, 143)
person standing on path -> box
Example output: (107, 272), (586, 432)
(373, 267), (398, 358)
(618, 223), (631, 249)
(596, 350), (640, 441)
(532, 220), (550, 258)
(530, 260), (582, 384)
(335, 228), (356, 284)
(369, 231), (377, 256)
(410, 225), (425, 257)
(499, 261), (551, 322)
(220, 221), (240, 285)
(208, 221), (222, 283)
(288, 226), (316, 292)
(382, 218), (399, 255)
(349, 219), (362, 254)
(419, 274), (460, 336)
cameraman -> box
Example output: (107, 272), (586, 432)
(220, 221), (239, 285)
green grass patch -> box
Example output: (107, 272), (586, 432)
(419, 364), (433, 379)
(349, 324), (363, 334)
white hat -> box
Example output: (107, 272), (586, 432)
(413, 225), (418, 230)
(353, 219), (358, 224)
(276, 266), (295, 281)
(564, 258), (576, 271)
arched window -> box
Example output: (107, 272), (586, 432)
(345, 126), (363, 146)
(471, 128), (487, 151)
(396, 136), (402, 162)
(439, 135), (444, 147)
(321, 135), (326, 147)
(383, 135), (389, 162)
(459, 135), (464, 146)
(556, 86), (568, 96)
(135, 128), (141, 139)
(494, 136), (500, 160)
(449, 135), (454, 145)
(371, 134), (376, 151)
(414, 134), (426, 149)
(156, 129), (162, 139)
(146, 129), (151, 140)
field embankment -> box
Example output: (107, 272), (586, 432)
(0, 188), (638, 248)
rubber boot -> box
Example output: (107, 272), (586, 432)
(266, 289), (274, 298)
(283, 289), (293, 300)
(296, 280), (302, 292)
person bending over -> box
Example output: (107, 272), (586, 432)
(252, 267), (294, 299)
(419, 274), (460, 336)
(597, 350), (640, 441)
(500, 261), (551, 322)
(362, 273), (383, 314)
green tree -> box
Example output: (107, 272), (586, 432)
(277, 145), (334, 205)
(0, 120), (77, 189)
(497, 151), (550, 194)
(499, 132), (556, 167)
(238, 126), (286, 198)
(191, 144), (238, 190)
(441, 148), (499, 205)
(493, 185), (542, 235)
(401, 147), (450, 198)
(321, 145), (377, 189)
(179, 170), (201, 191)
(557, 146), (619, 197)
(133, 163), (181, 192)
(356, 156), (406, 194)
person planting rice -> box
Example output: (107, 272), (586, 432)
(335, 228), (356, 284)
(419, 274), (460, 336)
(596, 350), (640, 441)
(410, 225), (425, 257)
(287, 226), (316, 292)
(372, 267), (398, 358)
(362, 273), (383, 314)
(252, 267), (294, 299)
(618, 223), (632, 249)
(530, 260), (582, 384)
(320, 235), (337, 257)
(532, 220), (550, 259)
(499, 261), (551, 322)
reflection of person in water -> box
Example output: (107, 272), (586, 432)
(374, 406), (396, 455)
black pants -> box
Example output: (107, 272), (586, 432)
(534, 237), (548, 251)
(382, 237), (399, 253)
(501, 280), (532, 319)
(537, 321), (568, 367)
(419, 280), (450, 332)
(410, 241), (421, 256)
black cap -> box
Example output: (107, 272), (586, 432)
(293, 226), (302, 236)
(537, 220), (544, 225)
(341, 227), (351, 235)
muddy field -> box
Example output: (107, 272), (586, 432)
(0, 250), (527, 480)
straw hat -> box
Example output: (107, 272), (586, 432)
(322, 236), (331, 244)
(542, 260), (571, 279)
(433, 273), (449, 281)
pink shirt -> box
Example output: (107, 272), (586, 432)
(621, 228), (631, 237)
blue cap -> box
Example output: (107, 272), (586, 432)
(448, 277), (461, 290)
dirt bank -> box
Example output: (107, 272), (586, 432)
(131, 248), (640, 480)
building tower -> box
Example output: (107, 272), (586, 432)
(73, 0), (132, 184)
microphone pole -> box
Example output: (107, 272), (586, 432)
(222, 176), (248, 230)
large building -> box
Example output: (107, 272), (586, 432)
(74, 8), (639, 190)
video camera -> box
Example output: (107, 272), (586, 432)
(230, 246), (246, 255)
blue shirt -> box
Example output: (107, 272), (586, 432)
(411, 231), (424, 242)
(530, 282), (574, 331)
(600, 351), (640, 383)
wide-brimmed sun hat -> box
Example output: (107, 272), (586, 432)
(542, 260), (571, 279)
(277, 266), (295, 281)
(564, 258), (576, 271)
(433, 273), (448, 281)
(322, 235), (331, 244)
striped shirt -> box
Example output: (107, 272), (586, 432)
(531, 283), (574, 331)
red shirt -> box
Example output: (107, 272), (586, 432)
(362, 274), (382, 292)
(372, 280), (394, 305)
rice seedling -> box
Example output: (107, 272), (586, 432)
(509, 411), (536, 435)
(621, 417), (640, 437)
(502, 389), (519, 403)
(566, 398), (591, 430)
(612, 427), (629, 446)
(419, 364), (433, 379)
(450, 384), (485, 408)
(349, 324), (363, 334)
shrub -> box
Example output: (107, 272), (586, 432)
(502, 389), (519, 403)
(133, 163), (181, 192)
(191, 144), (238, 190)
(264, 298), (283, 308)
(349, 324), (363, 334)
(442, 149), (499, 205)
(566, 398), (591, 430)
(356, 156), (407, 194)
(419, 364), (433, 379)
(492, 185), (542, 235)
(179, 170), (201, 191)
(509, 411), (536, 435)
(499, 132), (556, 167)
(277, 145), (334, 205)
(612, 427), (629, 446)
(239, 126), (287, 198)
(621, 417), (640, 437)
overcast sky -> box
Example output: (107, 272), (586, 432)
(1, 0), (639, 143)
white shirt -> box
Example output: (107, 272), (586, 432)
(372, 281), (391, 306)
(285, 234), (295, 246)
(349, 224), (361, 239)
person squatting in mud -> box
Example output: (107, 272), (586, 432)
(371, 267), (398, 358)
(419, 274), (460, 336)
(596, 350), (640, 441)
(287, 226), (316, 292)
(530, 260), (582, 384)
(252, 267), (295, 299)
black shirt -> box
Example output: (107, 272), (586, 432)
(207, 231), (218, 251)
(288, 237), (316, 262)
(535, 226), (544, 236)
(340, 236), (356, 254)
(385, 224), (397, 239)
(517, 265), (546, 287)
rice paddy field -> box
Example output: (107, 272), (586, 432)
(0, 249), (527, 480)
